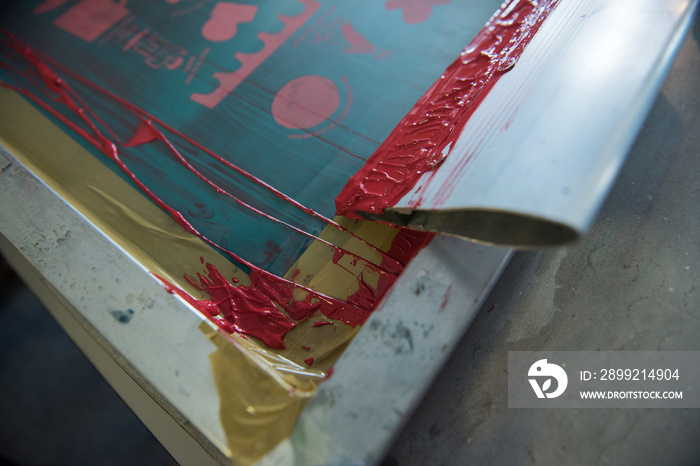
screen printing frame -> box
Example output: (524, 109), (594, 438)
(2, 0), (697, 464)
(0, 138), (511, 465)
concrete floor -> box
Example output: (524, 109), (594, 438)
(1, 12), (698, 466)
(386, 13), (700, 466)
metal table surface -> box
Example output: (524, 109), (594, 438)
(386, 15), (700, 466)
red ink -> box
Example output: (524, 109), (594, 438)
(324, 366), (334, 379)
(304, 357), (314, 366)
(336, 0), (560, 218)
(384, 227), (434, 267)
(124, 119), (160, 147)
(156, 272), (293, 349)
(301, 345), (311, 352)
(439, 284), (451, 312)
(486, 303), (495, 313)
(312, 321), (333, 327)
(263, 240), (282, 264)
(201, 2), (258, 43)
(191, 0), (322, 108)
(384, 0), (452, 25)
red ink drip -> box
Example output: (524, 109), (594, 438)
(312, 321), (333, 328)
(335, 0), (560, 217)
(124, 119), (160, 147)
(439, 284), (451, 312)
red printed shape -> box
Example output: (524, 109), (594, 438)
(271, 75), (339, 129)
(191, 0), (321, 109)
(53, 0), (129, 42)
(34, 0), (71, 14)
(340, 23), (375, 54)
(201, 2), (258, 43)
(384, 0), (452, 25)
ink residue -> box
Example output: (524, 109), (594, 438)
(0, 30), (430, 350)
(335, 0), (560, 217)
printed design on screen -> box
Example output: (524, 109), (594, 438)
(304, 15), (392, 60)
(33, 0), (357, 137)
(33, 0), (323, 109)
(0, 29), (431, 350)
(34, 1), (213, 80)
(201, 2), (258, 42)
(190, 0), (322, 108)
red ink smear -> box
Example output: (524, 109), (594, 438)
(301, 345), (311, 352)
(336, 0), (560, 218)
(324, 366), (334, 379)
(385, 227), (434, 267)
(184, 265), (297, 349)
(304, 357), (314, 366)
(53, 0), (130, 43)
(486, 303), (495, 313)
(340, 23), (374, 55)
(263, 239), (282, 264)
(201, 2), (258, 43)
(384, 0), (452, 25)
(439, 284), (451, 312)
(0, 31), (432, 350)
(312, 321), (333, 327)
(191, 0), (321, 108)
(271, 75), (340, 129)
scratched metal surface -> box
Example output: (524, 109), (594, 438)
(0, 146), (228, 464)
